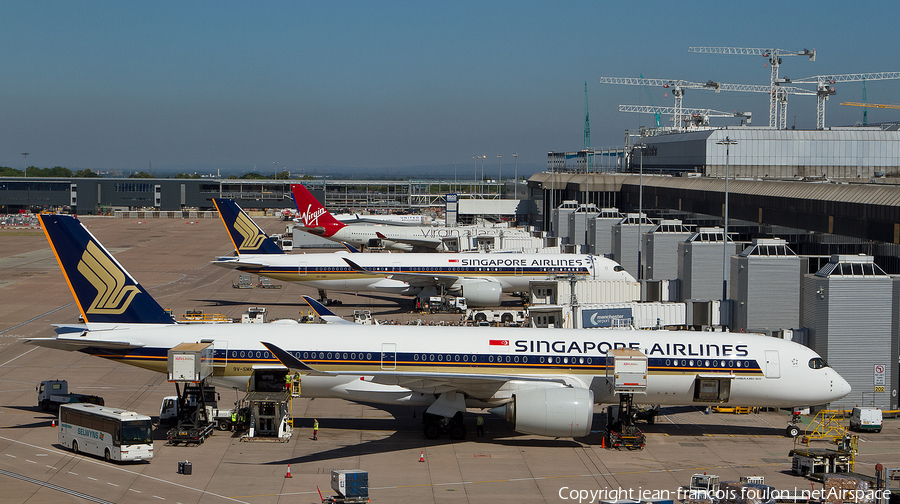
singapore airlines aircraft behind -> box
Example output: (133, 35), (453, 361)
(29, 214), (851, 439)
(212, 198), (635, 306)
(291, 183), (528, 252)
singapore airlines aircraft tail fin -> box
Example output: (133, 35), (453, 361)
(38, 214), (176, 325)
(213, 198), (285, 255)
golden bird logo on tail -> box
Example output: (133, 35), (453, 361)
(235, 213), (267, 250)
(77, 241), (140, 315)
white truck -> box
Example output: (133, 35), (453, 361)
(849, 407), (883, 433)
(465, 308), (527, 326)
(160, 393), (238, 431)
(37, 380), (104, 411)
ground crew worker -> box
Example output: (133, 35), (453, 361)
(476, 415), (484, 437)
(285, 373), (291, 391)
(231, 410), (237, 432)
(313, 418), (319, 440)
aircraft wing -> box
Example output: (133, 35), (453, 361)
(26, 336), (145, 352)
(262, 342), (572, 395)
(341, 257), (460, 290)
(211, 257), (269, 270)
(374, 232), (443, 252)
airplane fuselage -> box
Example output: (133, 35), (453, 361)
(214, 252), (635, 301)
(66, 324), (849, 409)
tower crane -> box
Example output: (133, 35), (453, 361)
(841, 101), (900, 110)
(687, 46), (816, 129)
(618, 105), (751, 129)
(599, 77), (814, 131)
(784, 72), (900, 129)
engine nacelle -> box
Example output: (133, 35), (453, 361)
(491, 387), (594, 437)
(451, 278), (502, 307)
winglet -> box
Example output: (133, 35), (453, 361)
(301, 295), (355, 325)
(213, 198), (285, 255)
(341, 242), (361, 253)
(261, 342), (331, 375)
(39, 214), (176, 324)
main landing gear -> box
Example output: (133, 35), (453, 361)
(423, 412), (467, 440)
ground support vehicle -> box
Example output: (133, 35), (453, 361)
(37, 380), (104, 411)
(849, 407), (882, 433)
(465, 308), (526, 326)
(160, 394), (243, 432)
(318, 470), (369, 504)
(165, 383), (215, 444)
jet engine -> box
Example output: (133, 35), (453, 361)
(450, 278), (502, 307)
(490, 387), (593, 437)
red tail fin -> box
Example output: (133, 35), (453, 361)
(290, 184), (346, 237)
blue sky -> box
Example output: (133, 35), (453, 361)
(2, 1), (899, 177)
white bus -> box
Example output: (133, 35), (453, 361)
(59, 403), (153, 462)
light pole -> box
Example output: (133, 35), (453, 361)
(497, 155), (502, 199)
(635, 144), (647, 280)
(480, 155), (485, 198)
(513, 153), (518, 200)
(22, 153), (29, 177)
(472, 156), (480, 198)
(716, 136), (738, 303)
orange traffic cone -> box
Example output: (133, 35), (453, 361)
(285, 464), (292, 478)
(602, 435), (606, 449)
(419, 451), (425, 463)
(51, 419), (56, 427)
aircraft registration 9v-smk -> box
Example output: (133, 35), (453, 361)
(28, 214), (850, 440)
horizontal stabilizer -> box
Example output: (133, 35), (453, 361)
(301, 295), (355, 325)
(261, 342), (331, 376)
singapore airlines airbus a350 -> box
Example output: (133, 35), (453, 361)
(28, 214), (850, 439)
(211, 197), (635, 306)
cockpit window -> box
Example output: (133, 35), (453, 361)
(808, 357), (828, 369)
(614, 266), (624, 272)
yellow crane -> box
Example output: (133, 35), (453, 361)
(841, 101), (900, 110)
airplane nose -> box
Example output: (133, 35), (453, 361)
(833, 372), (852, 401)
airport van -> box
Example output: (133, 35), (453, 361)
(849, 407), (882, 433)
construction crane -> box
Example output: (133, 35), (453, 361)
(584, 81), (591, 150)
(841, 101), (900, 110)
(584, 81), (592, 171)
(618, 105), (751, 129)
(688, 47), (815, 129)
(785, 72), (900, 129)
(600, 77), (814, 131)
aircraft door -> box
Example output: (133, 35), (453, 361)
(204, 339), (227, 367)
(381, 343), (397, 370)
(764, 350), (780, 378)
(297, 261), (307, 278)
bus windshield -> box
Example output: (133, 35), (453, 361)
(121, 420), (153, 445)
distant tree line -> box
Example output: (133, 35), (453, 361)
(0, 166), (319, 180)
(0, 166), (99, 178)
